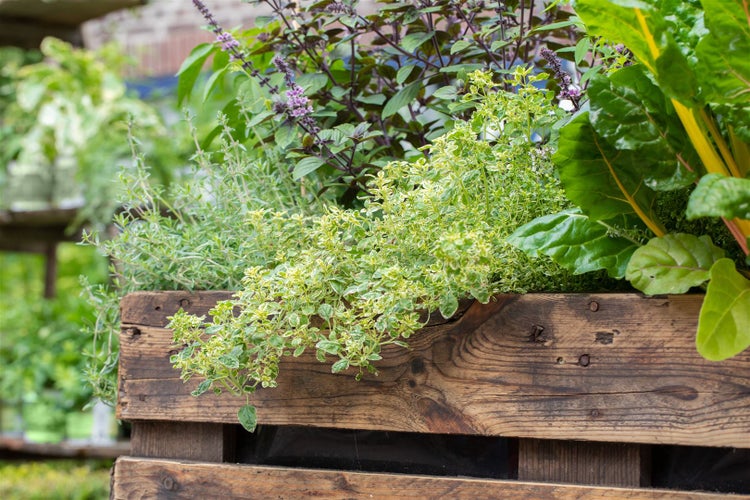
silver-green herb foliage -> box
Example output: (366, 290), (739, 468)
(168, 69), (593, 400)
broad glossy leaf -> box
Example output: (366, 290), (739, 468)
(296, 73), (329, 94)
(238, 404), (257, 433)
(176, 43), (214, 105)
(292, 156), (325, 180)
(401, 32), (433, 53)
(588, 66), (696, 190)
(695, 0), (750, 104)
(696, 258), (750, 361)
(555, 112), (665, 234)
(508, 209), (639, 279)
(382, 81), (422, 118)
(686, 173), (750, 220)
(625, 234), (725, 294)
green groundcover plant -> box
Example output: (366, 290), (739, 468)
(509, 0), (750, 361)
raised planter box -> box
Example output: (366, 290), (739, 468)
(113, 291), (750, 498)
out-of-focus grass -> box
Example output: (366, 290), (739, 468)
(0, 459), (111, 499)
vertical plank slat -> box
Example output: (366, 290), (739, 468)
(130, 421), (236, 462)
(518, 439), (650, 487)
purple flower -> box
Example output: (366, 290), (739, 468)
(540, 47), (580, 111)
(217, 32), (240, 52)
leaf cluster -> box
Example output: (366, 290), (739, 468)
(180, 0), (580, 202)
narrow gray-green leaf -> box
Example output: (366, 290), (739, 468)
(508, 209), (639, 279)
(686, 173), (750, 220)
(625, 234), (725, 294)
(238, 404), (257, 433)
(696, 258), (750, 361)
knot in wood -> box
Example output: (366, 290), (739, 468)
(589, 300), (600, 312)
(578, 354), (590, 367)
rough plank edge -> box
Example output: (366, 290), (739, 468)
(112, 457), (746, 500)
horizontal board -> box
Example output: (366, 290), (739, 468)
(112, 457), (741, 499)
(118, 292), (750, 447)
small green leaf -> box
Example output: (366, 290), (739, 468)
(201, 66), (228, 102)
(331, 358), (350, 373)
(296, 72), (329, 94)
(317, 303), (334, 320)
(218, 353), (240, 369)
(401, 32), (433, 53)
(274, 124), (296, 149)
(450, 40), (472, 54)
(686, 173), (750, 220)
(396, 64), (417, 85)
(438, 293), (458, 319)
(191, 379), (212, 397)
(382, 81), (422, 118)
(625, 234), (725, 295)
(176, 43), (214, 105)
(316, 339), (340, 355)
(574, 37), (590, 66)
(292, 156), (325, 180)
(696, 258), (750, 361)
(238, 404), (257, 433)
(432, 85), (458, 101)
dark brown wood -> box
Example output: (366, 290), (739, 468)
(130, 421), (235, 462)
(0, 435), (130, 460)
(112, 457), (741, 499)
(43, 243), (57, 298)
(0, 208), (83, 252)
(118, 292), (750, 448)
(518, 439), (650, 487)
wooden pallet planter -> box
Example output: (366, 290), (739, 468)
(113, 291), (750, 499)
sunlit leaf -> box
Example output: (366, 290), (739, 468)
(696, 258), (750, 361)
(626, 234), (725, 294)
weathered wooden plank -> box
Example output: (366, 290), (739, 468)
(518, 439), (649, 487)
(130, 421), (235, 462)
(112, 457), (742, 499)
(118, 292), (750, 447)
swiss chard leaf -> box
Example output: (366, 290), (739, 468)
(695, 0), (750, 104)
(625, 234), (725, 295)
(686, 173), (750, 220)
(696, 258), (750, 361)
(554, 112), (666, 235)
(508, 209), (639, 279)
(587, 66), (697, 190)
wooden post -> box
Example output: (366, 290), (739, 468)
(129, 421), (236, 462)
(518, 438), (651, 487)
(43, 243), (57, 299)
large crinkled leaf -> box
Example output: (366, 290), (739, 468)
(696, 258), (750, 361)
(554, 112), (665, 235)
(508, 209), (639, 279)
(695, 0), (750, 104)
(625, 233), (725, 294)
(686, 173), (750, 220)
(588, 66), (696, 190)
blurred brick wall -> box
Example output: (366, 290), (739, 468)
(82, 0), (272, 78)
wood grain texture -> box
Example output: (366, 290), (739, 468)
(130, 422), (235, 461)
(118, 292), (750, 447)
(518, 439), (649, 487)
(112, 457), (743, 499)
